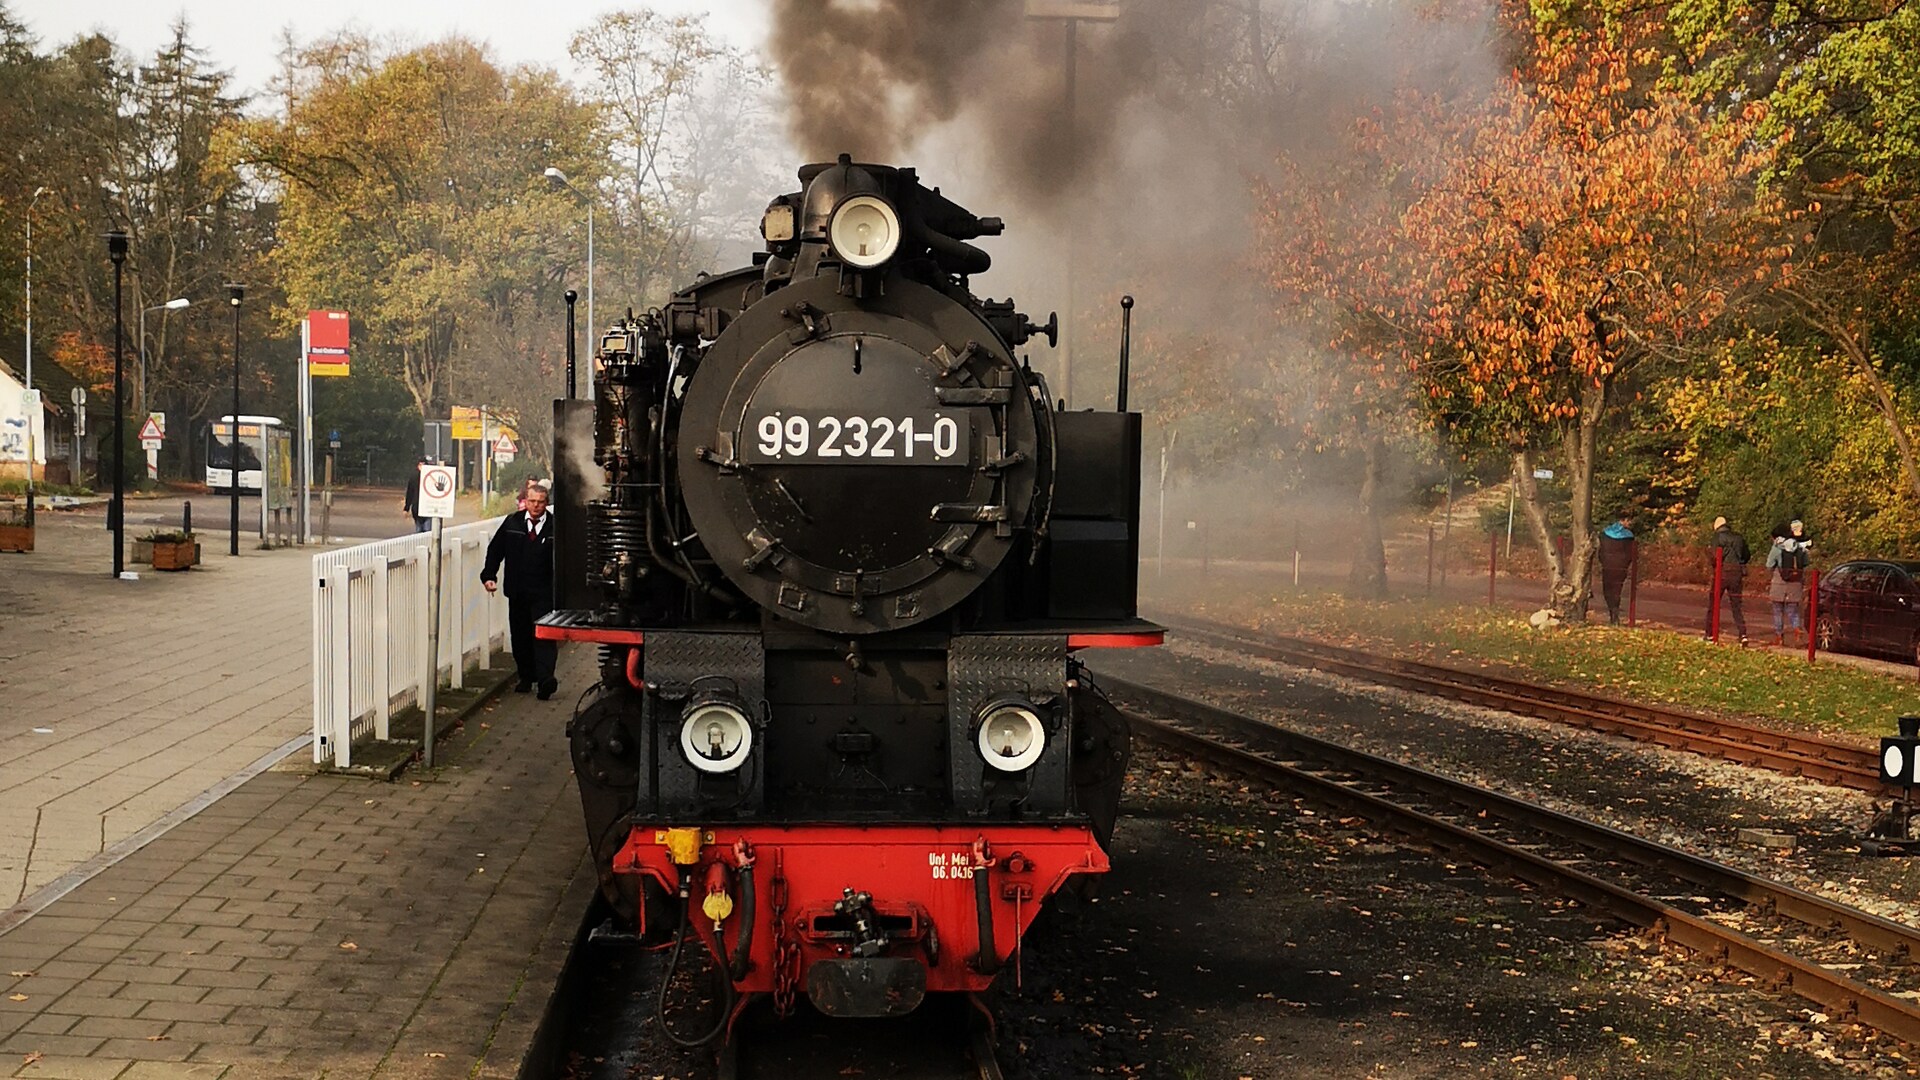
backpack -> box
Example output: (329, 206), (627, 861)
(1779, 545), (1807, 583)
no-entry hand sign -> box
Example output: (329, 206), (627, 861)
(418, 463), (456, 519)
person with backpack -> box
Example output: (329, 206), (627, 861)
(1766, 519), (1812, 646)
(1597, 514), (1637, 625)
(1710, 516), (1752, 645)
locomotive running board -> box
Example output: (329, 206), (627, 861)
(535, 610), (645, 644)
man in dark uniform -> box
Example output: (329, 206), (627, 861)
(1710, 515), (1751, 645)
(481, 483), (559, 698)
(402, 457), (430, 533)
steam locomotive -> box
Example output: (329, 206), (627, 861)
(537, 156), (1159, 1043)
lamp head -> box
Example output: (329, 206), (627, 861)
(106, 230), (128, 263)
(226, 283), (244, 306)
(166, 297), (190, 310)
(543, 166), (568, 186)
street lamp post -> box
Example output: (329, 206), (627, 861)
(139, 297), (190, 485)
(107, 230), (128, 579)
(1157, 428), (1176, 581)
(24, 186), (47, 526)
(139, 298), (190, 419)
(543, 167), (594, 399)
(226, 284), (244, 557)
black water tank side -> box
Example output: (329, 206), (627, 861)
(1046, 411), (1141, 620)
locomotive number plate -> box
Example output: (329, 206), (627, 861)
(745, 411), (970, 466)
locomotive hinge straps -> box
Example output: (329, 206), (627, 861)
(981, 450), (1028, 475)
(743, 529), (781, 571)
(931, 504), (1008, 523)
(930, 341), (981, 376)
(935, 386), (1010, 405)
(693, 445), (741, 473)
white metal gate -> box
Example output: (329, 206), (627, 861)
(311, 519), (507, 767)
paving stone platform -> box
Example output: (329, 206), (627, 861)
(0, 515), (592, 1079)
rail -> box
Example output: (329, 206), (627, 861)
(311, 519), (507, 767)
(1162, 615), (1881, 791)
(1107, 675), (1920, 1048)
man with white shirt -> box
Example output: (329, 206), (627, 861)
(481, 483), (559, 698)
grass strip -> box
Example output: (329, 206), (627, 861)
(1173, 584), (1917, 740)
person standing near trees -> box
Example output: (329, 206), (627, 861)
(1598, 514), (1636, 624)
(1710, 516), (1752, 645)
(1766, 519), (1812, 647)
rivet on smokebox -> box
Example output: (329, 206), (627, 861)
(1735, 828), (1797, 852)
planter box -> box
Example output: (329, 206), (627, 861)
(0, 523), (31, 553)
(151, 540), (198, 571)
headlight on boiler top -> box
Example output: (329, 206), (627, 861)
(680, 702), (754, 774)
(976, 703), (1047, 773)
(827, 194), (901, 269)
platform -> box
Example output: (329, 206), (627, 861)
(0, 518), (592, 1079)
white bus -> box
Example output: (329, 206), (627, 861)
(206, 415), (287, 493)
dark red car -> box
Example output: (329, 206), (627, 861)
(1814, 560), (1920, 665)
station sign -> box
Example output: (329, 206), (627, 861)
(305, 310), (350, 378)
(451, 406), (483, 441)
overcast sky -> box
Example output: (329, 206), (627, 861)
(14, 0), (774, 97)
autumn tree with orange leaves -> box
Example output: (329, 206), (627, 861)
(1264, 25), (1791, 619)
(1258, 93), (1459, 597)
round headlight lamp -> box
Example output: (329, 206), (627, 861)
(680, 701), (754, 774)
(827, 194), (901, 269)
(976, 702), (1047, 773)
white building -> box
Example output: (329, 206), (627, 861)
(0, 358), (48, 482)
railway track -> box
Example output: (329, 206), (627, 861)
(1108, 675), (1920, 1047)
(714, 1004), (1002, 1080)
(1162, 615), (1883, 792)
(543, 907), (1003, 1080)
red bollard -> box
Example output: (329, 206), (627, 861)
(1806, 567), (1820, 663)
(1628, 548), (1639, 629)
(1709, 548), (1725, 642)
(1488, 532), (1498, 606)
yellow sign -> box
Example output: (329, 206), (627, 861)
(450, 406), (519, 443)
(451, 406), (483, 441)
(308, 361), (351, 378)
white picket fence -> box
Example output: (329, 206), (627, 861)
(311, 519), (508, 767)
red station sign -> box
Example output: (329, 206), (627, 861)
(306, 310), (350, 377)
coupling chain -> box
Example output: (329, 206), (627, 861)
(769, 859), (800, 1017)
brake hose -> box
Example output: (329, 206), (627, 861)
(729, 859), (756, 982)
(655, 869), (735, 1048)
